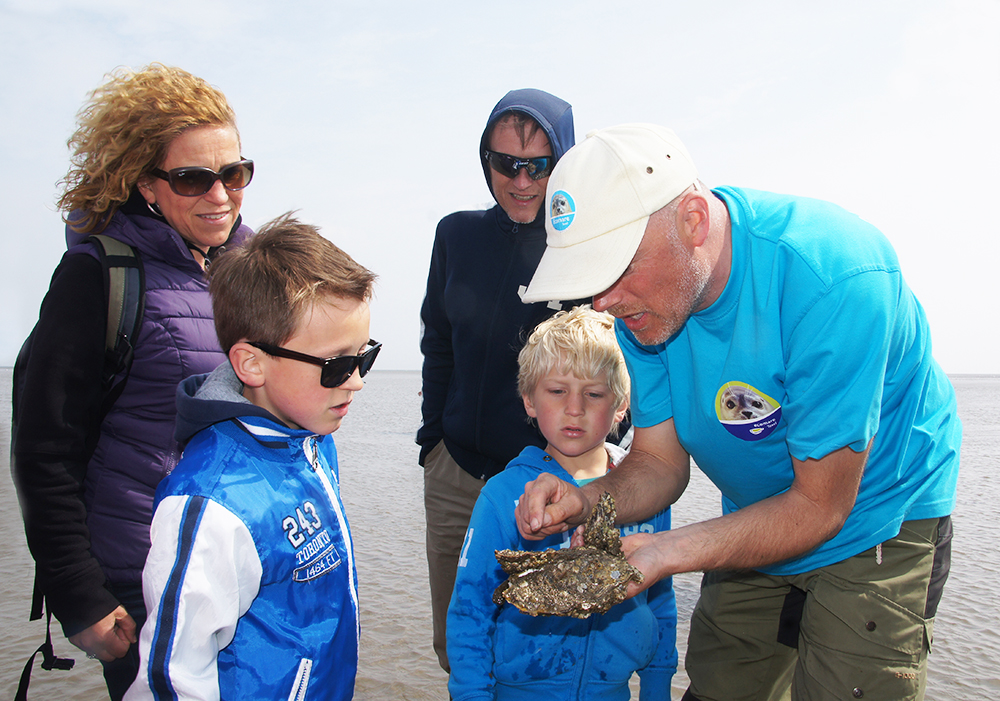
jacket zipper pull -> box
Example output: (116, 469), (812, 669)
(306, 436), (320, 471)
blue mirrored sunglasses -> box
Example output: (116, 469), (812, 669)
(484, 150), (553, 181)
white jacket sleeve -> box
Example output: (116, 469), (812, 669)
(124, 495), (262, 701)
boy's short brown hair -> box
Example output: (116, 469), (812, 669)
(209, 212), (376, 352)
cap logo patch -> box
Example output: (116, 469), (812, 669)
(549, 190), (576, 231)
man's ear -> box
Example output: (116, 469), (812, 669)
(230, 342), (265, 388)
(677, 190), (711, 248)
(522, 392), (538, 419)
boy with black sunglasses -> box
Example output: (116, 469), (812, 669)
(125, 212), (376, 701)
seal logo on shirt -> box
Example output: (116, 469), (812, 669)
(549, 190), (575, 230)
(715, 381), (781, 441)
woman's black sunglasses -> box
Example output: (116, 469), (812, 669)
(484, 150), (553, 181)
(151, 159), (254, 197)
(248, 339), (381, 388)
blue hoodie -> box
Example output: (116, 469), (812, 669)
(447, 447), (678, 700)
(418, 89), (582, 479)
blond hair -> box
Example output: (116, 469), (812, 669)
(58, 63), (238, 234)
(209, 212), (376, 352)
(517, 305), (630, 415)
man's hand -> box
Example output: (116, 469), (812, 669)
(620, 531), (669, 598)
(68, 606), (137, 662)
(515, 472), (593, 540)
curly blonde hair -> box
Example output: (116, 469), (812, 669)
(57, 63), (238, 234)
(517, 305), (631, 415)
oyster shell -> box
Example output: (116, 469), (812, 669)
(493, 492), (643, 618)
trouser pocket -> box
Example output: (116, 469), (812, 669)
(797, 575), (929, 700)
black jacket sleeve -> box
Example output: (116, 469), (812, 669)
(416, 222), (453, 464)
(12, 251), (121, 637)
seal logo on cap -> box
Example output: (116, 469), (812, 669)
(549, 190), (575, 231)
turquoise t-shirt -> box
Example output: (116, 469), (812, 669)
(619, 186), (960, 575)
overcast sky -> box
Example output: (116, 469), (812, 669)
(1, 0), (997, 374)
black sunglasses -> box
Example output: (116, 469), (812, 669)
(249, 339), (381, 388)
(151, 159), (254, 197)
(484, 150), (554, 181)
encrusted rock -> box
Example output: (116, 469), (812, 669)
(493, 492), (643, 618)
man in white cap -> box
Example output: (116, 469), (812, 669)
(515, 124), (960, 700)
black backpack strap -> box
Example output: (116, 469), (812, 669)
(87, 234), (145, 415)
(14, 607), (75, 701)
(29, 574), (43, 621)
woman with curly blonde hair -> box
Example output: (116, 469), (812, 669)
(12, 63), (253, 700)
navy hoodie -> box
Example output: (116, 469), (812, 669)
(417, 89), (579, 479)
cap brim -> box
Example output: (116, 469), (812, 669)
(522, 215), (648, 303)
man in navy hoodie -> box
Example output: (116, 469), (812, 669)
(418, 89), (579, 672)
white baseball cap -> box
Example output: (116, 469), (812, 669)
(522, 123), (698, 303)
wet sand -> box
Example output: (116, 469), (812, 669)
(2, 370), (998, 699)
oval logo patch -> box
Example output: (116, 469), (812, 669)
(549, 190), (575, 231)
(715, 381), (782, 441)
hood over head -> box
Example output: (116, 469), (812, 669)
(479, 89), (575, 202)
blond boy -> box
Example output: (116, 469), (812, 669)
(447, 306), (677, 700)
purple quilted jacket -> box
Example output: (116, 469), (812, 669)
(68, 208), (252, 584)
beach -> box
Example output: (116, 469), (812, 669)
(2, 369), (998, 699)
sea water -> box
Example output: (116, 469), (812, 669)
(1, 370), (997, 699)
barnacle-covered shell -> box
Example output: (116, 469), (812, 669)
(493, 492), (643, 618)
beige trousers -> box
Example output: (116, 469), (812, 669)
(423, 440), (486, 673)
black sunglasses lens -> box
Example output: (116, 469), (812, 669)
(490, 153), (518, 178)
(319, 343), (380, 387)
(320, 357), (355, 388)
(358, 344), (380, 378)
